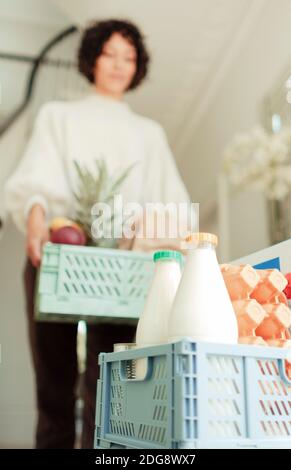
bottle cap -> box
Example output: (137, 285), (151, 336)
(153, 250), (183, 263)
(185, 232), (218, 247)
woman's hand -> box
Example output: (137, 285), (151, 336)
(26, 204), (49, 267)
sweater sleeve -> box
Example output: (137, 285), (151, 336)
(142, 123), (197, 237)
(143, 124), (190, 204)
(4, 102), (72, 233)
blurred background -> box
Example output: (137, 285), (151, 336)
(1, 0), (291, 447)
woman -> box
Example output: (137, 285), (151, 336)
(5, 19), (190, 448)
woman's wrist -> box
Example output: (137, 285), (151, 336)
(27, 204), (46, 235)
(24, 195), (49, 222)
(26, 204), (49, 266)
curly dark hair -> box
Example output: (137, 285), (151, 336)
(78, 19), (150, 91)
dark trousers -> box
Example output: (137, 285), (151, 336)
(23, 259), (136, 448)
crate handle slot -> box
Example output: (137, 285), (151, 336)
(278, 359), (291, 385)
(119, 357), (153, 382)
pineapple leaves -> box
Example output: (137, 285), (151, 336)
(73, 158), (137, 246)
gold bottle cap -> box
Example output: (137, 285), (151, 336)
(185, 232), (218, 247)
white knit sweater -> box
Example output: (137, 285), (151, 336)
(5, 92), (190, 233)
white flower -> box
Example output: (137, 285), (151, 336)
(268, 136), (288, 164)
(223, 125), (291, 200)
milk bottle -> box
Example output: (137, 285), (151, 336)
(168, 233), (238, 344)
(135, 250), (182, 378)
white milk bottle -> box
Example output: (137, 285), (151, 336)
(168, 233), (238, 344)
(135, 250), (182, 378)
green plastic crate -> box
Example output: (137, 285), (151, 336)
(35, 242), (154, 323)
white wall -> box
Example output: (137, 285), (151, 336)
(183, 0), (291, 261)
(0, 220), (35, 448)
(0, 0), (70, 448)
(0, 1), (69, 115)
(1, 0), (68, 27)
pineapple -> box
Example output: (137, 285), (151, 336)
(73, 159), (136, 248)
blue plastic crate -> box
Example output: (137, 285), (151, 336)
(94, 340), (291, 449)
(35, 242), (154, 323)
